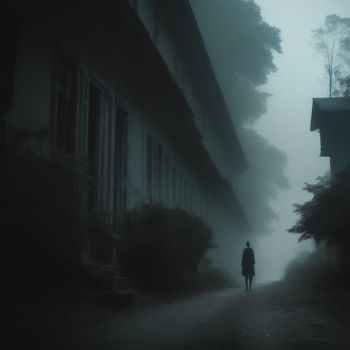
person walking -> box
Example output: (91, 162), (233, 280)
(241, 241), (255, 291)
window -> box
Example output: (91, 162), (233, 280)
(177, 171), (183, 206)
(114, 104), (128, 233)
(171, 165), (177, 206)
(87, 82), (113, 211)
(189, 184), (193, 212)
(77, 73), (113, 211)
(53, 57), (77, 155)
(146, 133), (166, 202)
(87, 83), (100, 209)
(183, 180), (188, 211)
(63, 73), (127, 227)
(164, 155), (170, 203)
(157, 143), (163, 201)
(147, 133), (153, 197)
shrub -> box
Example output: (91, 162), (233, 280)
(288, 166), (350, 274)
(3, 141), (114, 292)
(120, 203), (215, 293)
(284, 251), (340, 288)
(86, 211), (115, 265)
(196, 267), (238, 291)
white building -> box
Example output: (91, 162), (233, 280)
(5, 0), (249, 274)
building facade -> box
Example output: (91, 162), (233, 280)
(5, 0), (249, 273)
(311, 97), (350, 176)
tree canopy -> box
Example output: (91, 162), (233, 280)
(337, 74), (350, 96)
(288, 167), (350, 249)
(236, 128), (289, 234)
(191, 0), (281, 125)
(311, 15), (350, 97)
(191, 0), (288, 234)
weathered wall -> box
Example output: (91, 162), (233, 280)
(8, 0), (248, 276)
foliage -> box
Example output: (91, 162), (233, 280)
(337, 74), (350, 97)
(191, 0), (282, 125)
(288, 167), (350, 271)
(3, 140), (115, 291)
(288, 167), (350, 245)
(191, 0), (288, 236)
(284, 251), (341, 288)
(87, 211), (115, 265)
(4, 149), (88, 266)
(311, 15), (350, 97)
(196, 267), (238, 292)
(120, 203), (215, 293)
(236, 128), (289, 234)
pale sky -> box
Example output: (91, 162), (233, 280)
(252, 0), (350, 281)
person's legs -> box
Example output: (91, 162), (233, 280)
(249, 276), (253, 290)
(244, 276), (248, 290)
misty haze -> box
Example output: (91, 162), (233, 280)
(3, 0), (350, 349)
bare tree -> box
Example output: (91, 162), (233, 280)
(311, 15), (350, 97)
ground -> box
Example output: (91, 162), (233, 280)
(8, 280), (350, 350)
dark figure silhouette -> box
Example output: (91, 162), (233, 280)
(241, 241), (255, 291)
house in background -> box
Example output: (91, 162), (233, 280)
(311, 97), (350, 177)
(5, 0), (249, 275)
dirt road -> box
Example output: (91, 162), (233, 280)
(84, 282), (349, 350)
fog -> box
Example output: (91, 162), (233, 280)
(191, 0), (350, 282)
(5, 1), (349, 348)
(253, 0), (350, 282)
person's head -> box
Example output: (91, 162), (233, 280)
(246, 241), (250, 248)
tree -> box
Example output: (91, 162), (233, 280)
(288, 167), (350, 269)
(236, 128), (289, 235)
(191, 0), (282, 125)
(191, 0), (287, 235)
(337, 74), (350, 96)
(311, 15), (350, 97)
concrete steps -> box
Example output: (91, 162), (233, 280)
(93, 264), (134, 307)
(98, 264), (131, 291)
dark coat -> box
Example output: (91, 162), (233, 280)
(241, 247), (255, 276)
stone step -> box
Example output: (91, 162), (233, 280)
(94, 290), (134, 308)
(98, 264), (131, 292)
(78, 289), (135, 308)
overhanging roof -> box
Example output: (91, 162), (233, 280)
(12, 0), (251, 230)
(156, 0), (248, 173)
(311, 97), (350, 131)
